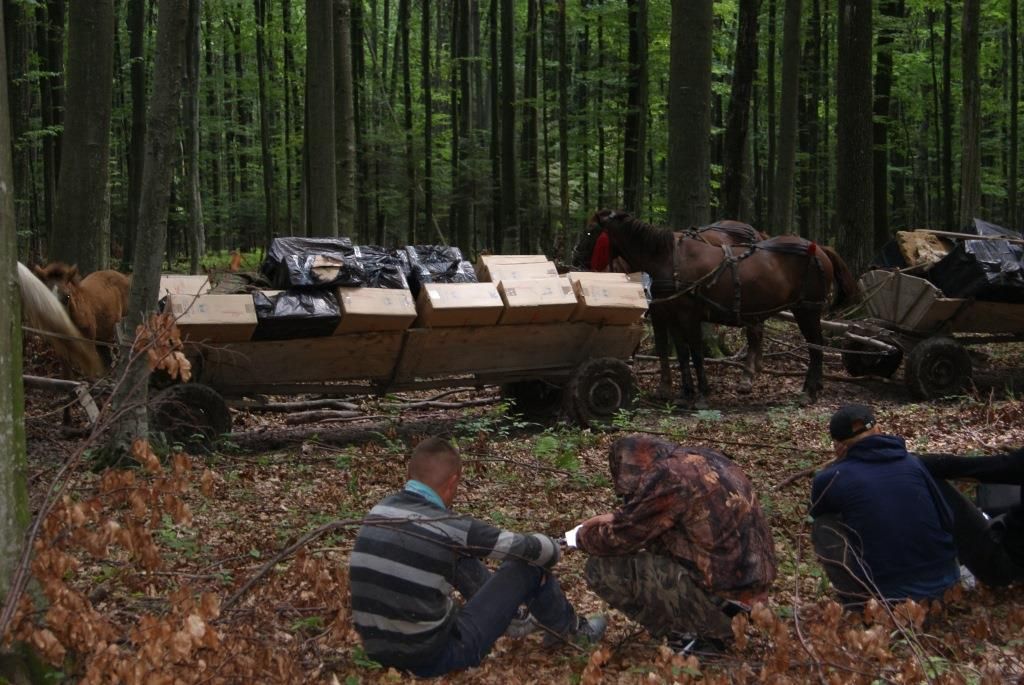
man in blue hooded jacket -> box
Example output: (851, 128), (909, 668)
(810, 404), (959, 605)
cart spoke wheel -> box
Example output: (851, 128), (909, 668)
(150, 383), (232, 452)
(502, 380), (564, 420)
(841, 340), (904, 378)
(905, 337), (972, 400)
(565, 358), (634, 427)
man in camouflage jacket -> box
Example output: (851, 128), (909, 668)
(575, 435), (777, 644)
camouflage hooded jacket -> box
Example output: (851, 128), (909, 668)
(577, 435), (777, 601)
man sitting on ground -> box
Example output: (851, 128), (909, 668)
(349, 437), (606, 677)
(811, 404), (960, 606)
(920, 448), (1024, 587)
(571, 435), (777, 650)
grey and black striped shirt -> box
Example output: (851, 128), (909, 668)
(349, 489), (560, 668)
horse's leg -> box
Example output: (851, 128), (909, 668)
(792, 308), (825, 403)
(669, 320), (695, 405)
(686, 326), (711, 408)
(737, 323), (764, 394)
(651, 312), (674, 399)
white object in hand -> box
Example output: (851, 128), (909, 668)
(564, 524), (583, 548)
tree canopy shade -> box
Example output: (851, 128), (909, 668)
(1, 0), (1021, 267)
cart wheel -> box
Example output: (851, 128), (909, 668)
(904, 337), (972, 400)
(564, 358), (634, 427)
(150, 383), (231, 452)
(502, 380), (564, 420)
(841, 341), (904, 378)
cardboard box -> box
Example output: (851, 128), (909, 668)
(160, 274), (212, 298)
(484, 260), (560, 284)
(570, 278), (648, 325)
(165, 293), (258, 342)
(566, 271), (645, 285)
(498, 277), (579, 325)
(475, 254), (550, 281)
(335, 287), (417, 333)
(415, 282), (504, 327)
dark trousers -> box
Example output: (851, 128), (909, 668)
(409, 557), (576, 678)
(584, 552), (734, 641)
(811, 514), (876, 606)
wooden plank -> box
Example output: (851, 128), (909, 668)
(197, 332), (405, 390)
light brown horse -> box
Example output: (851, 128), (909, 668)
(590, 209), (858, 405)
(33, 262), (130, 362)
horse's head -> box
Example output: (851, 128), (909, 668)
(573, 209), (627, 270)
(33, 262), (80, 306)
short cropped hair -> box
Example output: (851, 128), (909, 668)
(408, 437), (461, 488)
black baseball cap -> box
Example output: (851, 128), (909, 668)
(828, 404), (876, 441)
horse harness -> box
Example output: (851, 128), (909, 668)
(650, 236), (828, 324)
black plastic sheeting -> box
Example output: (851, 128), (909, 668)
(353, 245), (410, 289)
(261, 236), (365, 288)
(927, 219), (1024, 302)
(252, 289), (341, 340)
(401, 245), (478, 295)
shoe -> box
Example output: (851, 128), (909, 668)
(542, 613), (608, 648)
(505, 606), (539, 638)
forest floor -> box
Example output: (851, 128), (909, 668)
(15, 321), (1024, 684)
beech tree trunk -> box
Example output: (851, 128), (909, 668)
(51, 0), (115, 273)
(835, 0), (873, 272)
(255, 0), (278, 242)
(1011, 0), (1020, 230)
(423, 0), (434, 245)
(499, 0), (518, 251)
(109, 0), (189, 455)
(770, 0), (801, 234)
(557, 0), (570, 255)
(622, 0), (648, 215)
(186, 0), (206, 273)
(722, 0), (759, 221)
(872, 0), (898, 250)
(667, 0), (713, 228)
(519, 0), (539, 252)
(958, 0), (981, 228)
(941, 0), (953, 229)
(306, 0), (338, 236)
(335, 0), (356, 234)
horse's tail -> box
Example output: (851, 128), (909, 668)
(818, 246), (860, 310)
(17, 262), (105, 378)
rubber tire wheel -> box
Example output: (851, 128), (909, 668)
(502, 380), (564, 420)
(904, 337), (972, 400)
(564, 358), (634, 427)
(841, 341), (904, 378)
(150, 383), (231, 452)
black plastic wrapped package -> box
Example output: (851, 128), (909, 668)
(252, 289), (342, 340)
(353, 245), (410, 289)
(927, 219), (1024, 302)
(402, 245), (477, 295)
(261, 236), (365, 288)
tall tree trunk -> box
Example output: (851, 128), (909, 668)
(454, 0), (472, 250)
(667, 0), (713, 228)
(231, 3), (250, 203)
(255, 0), (278, 243)
(556, 0), (570, 257)
(722, 0), (759, 221)
(0, 1), (29, 618)
(335, 0), (356, 234)
(519, 0), (539, 252)
(423, 0), (434, 244)
(395, 0), (415, 241)
(958, 0), (981, 228)
(765, 0), (777, 227)
(928, 9), (942, 229)
(797, 0), (821, 238)
(282, 0), (296, 234)
(351, 0), (369, 240)
(306, 0), (338, 235)
(835, 0), (873, 272)
(499, 0), (518, 251)
(872, 0), (897, 251)
(597, 13), (607, 208)
(109, 0), (189, 453)
(203, 1), (222, 250)
(52, 0), (115, 273)
(35, 1), (63, 246)
(770, 0), (801, 233)
(941, 0), (953, 229)
(1011, 0), (1020, 230)
(186, 0), (206, 273)
(622, 0), (648, 215)
(4, 1), (32, 245)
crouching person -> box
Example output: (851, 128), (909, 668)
(572, 435), (776, 650)
(349, 437), (606, 678)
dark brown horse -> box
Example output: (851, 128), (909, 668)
(574, 216), (770, 398)
(588, 209), (858, 405)
(33, 262), (130, 362)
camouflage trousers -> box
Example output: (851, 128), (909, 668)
(584, 552), (734, 641)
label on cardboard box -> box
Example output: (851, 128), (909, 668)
(485, 261), (560, 283)
(415, 282), (504, 327)
(498, 277), (579, 325)
(571, 281), (647, 325)
(335, 287), (417, 333)
(166, 293), (258, 342)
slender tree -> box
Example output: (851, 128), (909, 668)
(958, 0), (981, 228)
(1011, 0), (1020, 229)
(667, 0), (713, 228)
(872, 0), (898, 250)
(770, 0), (801, 233)
(941, 0), (953, 228)
(306, 0), (338, 236)
(51, 0), (115, 273)
(422, 0), (434, 243)
(722, 0), (759, 221)
(500, 0), (519, 251)
(335, 0), (357, 234)
(835, 0), (873, 271)
(557, 0), (570, 255)
(255, 0), (278, 242)
(186, 0), (206, 273)
(623, 0), (648, 214)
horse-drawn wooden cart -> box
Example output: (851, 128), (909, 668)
(831, 269), (1024, 399)
(151, 320), (644, 445)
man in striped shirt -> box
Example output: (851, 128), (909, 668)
(349, 437), (606, 677)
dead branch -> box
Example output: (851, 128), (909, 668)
(391, 395), (501, 410)
(234, 398), (362, 412)
(282, 409), (365, 425)
(773, 466), (824, 490)
(463, 456), (573, 476)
